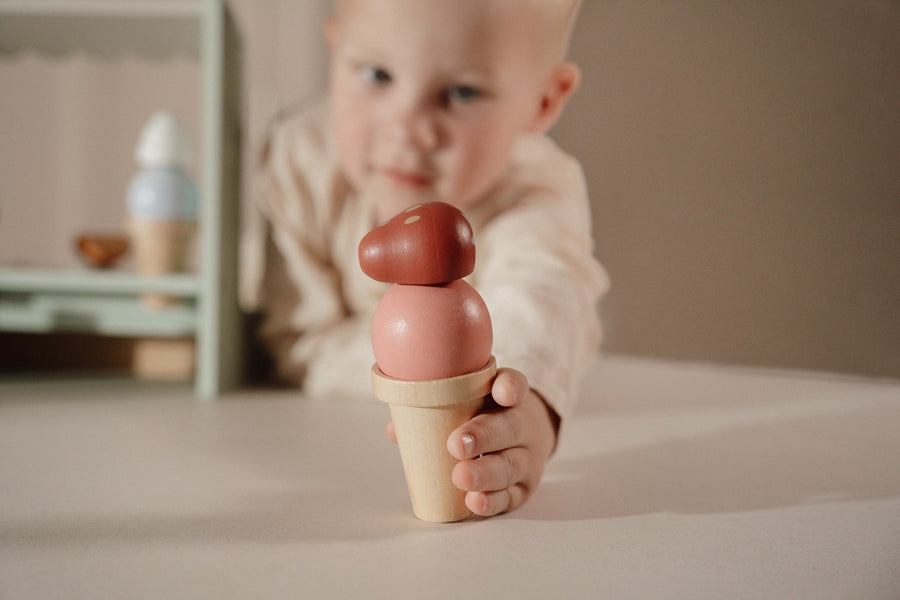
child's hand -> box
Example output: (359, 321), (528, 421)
(385, 368), (559, 517)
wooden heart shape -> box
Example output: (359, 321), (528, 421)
(358, 202), (476, 285)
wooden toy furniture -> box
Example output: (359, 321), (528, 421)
(0, 0), (241, 398)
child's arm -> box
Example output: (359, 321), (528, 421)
(467, 137), (608, 426)
(439, 142), (608, 515)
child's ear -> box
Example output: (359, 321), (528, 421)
(526, 62), (581, 134)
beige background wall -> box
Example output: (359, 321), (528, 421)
(1, 1), (897, 378)
(556, 1), (900, 378)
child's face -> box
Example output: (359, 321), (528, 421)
(328, 0), (552, 219)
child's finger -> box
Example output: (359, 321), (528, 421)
(465, 484), (529, 517)
(446, 407), (526, 459)
(490, 368), (528, 408)
(385, 419), (397, 444)
(451, 446), (533, 492)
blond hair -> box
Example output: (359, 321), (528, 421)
(332, 0), (583, 64)
(541, 0), (583, 61)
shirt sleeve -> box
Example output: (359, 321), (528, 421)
(250, 110), (376, 399)
(472, 143), (609, 420)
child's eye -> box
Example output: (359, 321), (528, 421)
(361, 65), (392, 85)
(444, 85), (482, 103)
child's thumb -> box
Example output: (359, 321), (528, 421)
(491, 368), (529, 408)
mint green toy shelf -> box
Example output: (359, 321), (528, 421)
(0, 268), (198, 337)
(0, 0), (242, 398)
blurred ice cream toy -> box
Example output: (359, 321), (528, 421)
(127, 111), (198, 308)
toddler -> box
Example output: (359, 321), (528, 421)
(245, 0), (609, 517)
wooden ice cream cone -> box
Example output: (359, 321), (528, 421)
(372, 356), (497, 522)
(128, 218), (195, 308)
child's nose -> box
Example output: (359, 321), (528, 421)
(384, 103), (439, 153)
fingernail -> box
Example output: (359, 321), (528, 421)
(461, 433), (475, 458)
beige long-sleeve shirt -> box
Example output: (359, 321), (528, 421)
(244, 102), (609, 419)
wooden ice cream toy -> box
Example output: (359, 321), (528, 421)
(127, 111), (198, 308)
(359, 202), (496, 522)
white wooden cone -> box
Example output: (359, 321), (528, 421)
(372, 356), (497, 522)
(128, 218), (195, 308)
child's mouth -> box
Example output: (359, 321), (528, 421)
(381, 168), (432, 188)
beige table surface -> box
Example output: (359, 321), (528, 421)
(1, 357), (899, 599)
